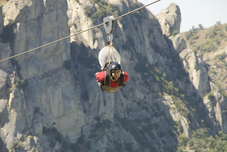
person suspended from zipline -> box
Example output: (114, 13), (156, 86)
(95, 16), (129, 92)
(95, 43), (129, 93)
(95, 61), (129, 93)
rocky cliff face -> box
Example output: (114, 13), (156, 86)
(0, 0), (226, 152)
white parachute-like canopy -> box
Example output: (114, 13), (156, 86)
(98, 45), (121, 70)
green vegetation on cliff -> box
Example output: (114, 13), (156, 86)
(183, 23), (227, 53)
(178, 129), (227, 152)
(85, 0), (119, 23)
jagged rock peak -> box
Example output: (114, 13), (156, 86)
(156, 3), (181, 36)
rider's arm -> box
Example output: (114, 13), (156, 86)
(95, 71), (106, 83)
(124, 72), (129, 83)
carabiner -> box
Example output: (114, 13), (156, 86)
(103, 16), (114, 42)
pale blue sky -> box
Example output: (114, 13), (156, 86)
(138, 0), (227, 32)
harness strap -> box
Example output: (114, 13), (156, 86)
(118, 72), (125, 86)
(110, 41), (118, 63)
(109, 46), (111, 65)
(104, 70), (111, 86)
(104, 46), (111, 66)
(104, 41), (118, 66)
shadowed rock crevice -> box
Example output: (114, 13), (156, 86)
(0, 138), (7, 152)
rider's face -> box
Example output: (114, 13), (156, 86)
(111, 70), (121, 80)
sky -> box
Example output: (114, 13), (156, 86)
(138, 0), (227, 33)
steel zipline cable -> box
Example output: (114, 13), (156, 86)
(0, 0), (160, 63)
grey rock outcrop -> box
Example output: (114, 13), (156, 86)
(180, 48), (210, 95)
(170, 34), (186, 53)
(0, 69), (7, 97)
(3, 0), (44, 26)
(164, 94), (190, 137)
(0, 5), (3, 34)
(156, 3), (181, 36)
(0, 43), (13, 72)
(203, 87), (227, 133)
